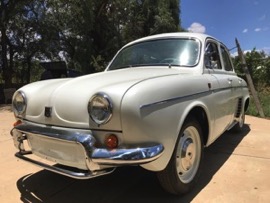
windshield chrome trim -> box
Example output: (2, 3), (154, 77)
(107, 37), (202, 71)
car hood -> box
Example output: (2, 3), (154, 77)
(21, 67), (184, 129)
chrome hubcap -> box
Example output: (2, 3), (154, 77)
(181, 138), (195, 171)
(176, 126), (201, 183)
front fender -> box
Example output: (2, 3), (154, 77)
(140, 100), (212, 171)
(120, 75), (213, 171)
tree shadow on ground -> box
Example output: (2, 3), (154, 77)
(17, 124), (250, 203)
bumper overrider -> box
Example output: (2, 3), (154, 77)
(11, 122), (164, 179)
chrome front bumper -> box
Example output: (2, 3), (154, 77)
(11, 122), (164, 179)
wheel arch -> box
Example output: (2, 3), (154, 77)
(141, 103), (211, 172)
(244, 97), (249, 112)
(157, 105), (208, 195)
(183, 106), (210, 146)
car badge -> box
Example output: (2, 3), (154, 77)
(45, 107), (52, 117)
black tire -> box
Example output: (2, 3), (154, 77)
(157, 117), (204, 195)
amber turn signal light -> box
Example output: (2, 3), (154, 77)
(105, 134), (118, 149)
(13, 120), (22, 127)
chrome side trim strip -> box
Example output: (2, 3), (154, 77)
(140, 85), (249, 109)
(140, 90), (211, 109)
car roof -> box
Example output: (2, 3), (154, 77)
(123, 32), (220, 48)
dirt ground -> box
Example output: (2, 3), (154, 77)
(0, 105), (270, 203)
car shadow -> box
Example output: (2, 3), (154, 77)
(16, 124), (250, 203)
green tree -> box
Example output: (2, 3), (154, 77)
(0, 0), (32, 87)
(233, 48), (270, 90)
(121, 0), (181, 43)
(1, 0), (182, 87)
(1, 0), (50, 85)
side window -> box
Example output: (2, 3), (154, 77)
(221, 46), (233, 71)
(204, 42), (221, 69)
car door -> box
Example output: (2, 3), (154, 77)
(204, 40), (235, 140)
(220, 45), (244, 97)
(219, 45), (242, 117)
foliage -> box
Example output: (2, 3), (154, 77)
(232, 48), (270, 118)
(247, 90), (270, 118)
(0, 0), (34, 87)
(0, 0), (181, 87)
(232, 48), (270, 91)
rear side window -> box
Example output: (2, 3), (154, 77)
(221, 46), (233, 71)
(204, 42), (222, 69)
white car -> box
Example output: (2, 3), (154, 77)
(11, 32), (249, 195)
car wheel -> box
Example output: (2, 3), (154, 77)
(231, 111), (245, 132)
(157, 117), (204, 195)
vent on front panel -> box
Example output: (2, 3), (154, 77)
(235, 98), (243, 118)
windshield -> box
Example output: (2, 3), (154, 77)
(108, 38), (200, 70)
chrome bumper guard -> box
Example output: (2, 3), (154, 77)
(11, 122), (164, 179)
(14, 151), (115, 179)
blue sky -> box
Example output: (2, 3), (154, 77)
(181, 0), (270, 55)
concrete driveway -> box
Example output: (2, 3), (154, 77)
(1, 105), (270, 203)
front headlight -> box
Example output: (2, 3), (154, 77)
(88, 93), (113, 125)
(12, 91), (27, 116)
